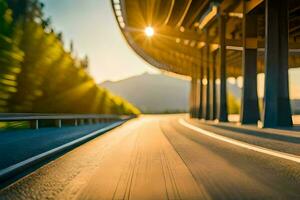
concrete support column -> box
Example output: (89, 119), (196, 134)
(241, 49), (259, 124)
(204, 31), (211, 120)
(189, 77), (192, 117)
(262, 0), (292, 127)
(240, 6), (260, 124)
(217, 15), (228, 122)
(190, 76), (197, 118)
(198, 49), (204, 119)
(195, 78), (200, 118)
(210, 52), (217, 120)
(202, 76), (207, 119)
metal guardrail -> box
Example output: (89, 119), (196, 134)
(0, 113), (134, 129)
(0, 120), (128, 185)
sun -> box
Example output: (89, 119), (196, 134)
(144, 26), (154, 37)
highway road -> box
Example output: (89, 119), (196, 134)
(0, 115), (300, 199)
(0, 123), (114, 170)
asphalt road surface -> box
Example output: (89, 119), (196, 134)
(0, 115), (299, 199)
(0, 123), (113, 169)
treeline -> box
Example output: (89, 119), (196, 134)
(0, 0), (140, 115)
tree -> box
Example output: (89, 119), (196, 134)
(1, 0), (140, 115)
(0, 0), (23, 112)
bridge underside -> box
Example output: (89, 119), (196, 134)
(112, 0), (300, 128)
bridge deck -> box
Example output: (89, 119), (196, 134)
(0, 115), (299, 199)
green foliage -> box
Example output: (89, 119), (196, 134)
(0, 121), (29, 129)
(0, 0), (23, 112)
(0, 0), (140, 115)
(227, 92), (240, 114)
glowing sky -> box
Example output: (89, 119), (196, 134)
(41, 0), (158, 83)
(42, 0), (300, 99)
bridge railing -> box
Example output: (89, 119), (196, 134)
(0, 113), (134, 129)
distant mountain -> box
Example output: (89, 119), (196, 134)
(100, 73), (300, 114)
(100, 73), (190, 113)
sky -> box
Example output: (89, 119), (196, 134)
(41, 0), (300, 99)
(41, 0), (158, 83)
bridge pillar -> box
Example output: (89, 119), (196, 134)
(194, 77), (197, 118)
(240, 7), (260, 124)
(198, 49), (204, 119)
(204, 30), (211, 120)
(262, 0), (292, 127)
(202, 77), (207, 119)
(193, 77), (200, 118)
(196, 77), (201, 118)
(189, 79), (192, 117)
(210, 52), (217, 120)
(190, 76), (197, 118)
(217, 14), (228, 122)
(195, 76), (199, 118)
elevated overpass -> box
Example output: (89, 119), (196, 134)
(1, 1), (300, 198)
(111, 0), (300, 128)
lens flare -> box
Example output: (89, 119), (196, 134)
(144, 26), (154, 37)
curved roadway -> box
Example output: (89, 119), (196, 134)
(0, 115), (299, 199)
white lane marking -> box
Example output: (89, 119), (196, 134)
(0, 121), (125, 180)
(179, 118), (300, 164)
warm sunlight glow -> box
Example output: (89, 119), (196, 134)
(145, 26), (154, 37)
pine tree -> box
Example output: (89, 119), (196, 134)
(2, 0), (140, 115)
(0, 0), (23, 112)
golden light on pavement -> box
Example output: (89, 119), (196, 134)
(144, 26), (154, 37)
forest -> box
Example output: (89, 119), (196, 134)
(0, 0), (140, 115)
